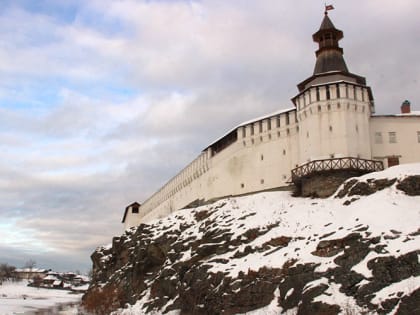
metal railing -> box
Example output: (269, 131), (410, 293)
(291, 157), (384, 182)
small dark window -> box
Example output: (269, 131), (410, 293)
(329, 125), (333, 132)
(326, 85), (330, 100)
(316, 87), (320, 101)
(267, 119), (271, 130)
(250, 124), (254, 135)
(242, 127), (246, 138)
(259, 121), (263, 133)
(132, 206), (139, 214)
(260, 154), (264, 161)
(285, 113), (290, 125)
(276, 116), (280, 128)
(336, 84), (340, 98)
(241, 183), (245, 188)
(260, 179), (264, 184)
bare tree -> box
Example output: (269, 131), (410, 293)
(24, 259), (37, 270)
(0, 263), (16, 283)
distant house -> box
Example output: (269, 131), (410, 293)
(13, 268), (49, 280)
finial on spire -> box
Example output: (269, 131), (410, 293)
(324, 4), (334, 15)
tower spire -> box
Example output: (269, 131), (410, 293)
(312, 10), (348, 75)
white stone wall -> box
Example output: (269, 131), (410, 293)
(370, 115), (420, 167)
(124, 109), (299, 228)
(123, 81), (419, 229)
(295, 82), (372, 165)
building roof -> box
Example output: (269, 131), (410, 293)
(122, 201), (141, 224)
(312, 13), (348, 75)
(203, 107), (295, 152)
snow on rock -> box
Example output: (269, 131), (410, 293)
(84, 164), (420, 315)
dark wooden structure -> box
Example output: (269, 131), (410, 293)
(291, 157), (384, 197)
(292, 157), (384, 182)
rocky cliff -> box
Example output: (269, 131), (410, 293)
(83, 164), (420, 315)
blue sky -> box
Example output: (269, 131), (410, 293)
(0, 0), (419, 272)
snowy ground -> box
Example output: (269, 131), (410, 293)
(0, 280), (82, 315)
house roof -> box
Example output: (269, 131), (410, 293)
(122, 201), (141, 223)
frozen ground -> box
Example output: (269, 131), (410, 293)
(0, 280), (82, 315)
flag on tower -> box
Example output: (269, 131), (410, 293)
(325, 4), (334, 11)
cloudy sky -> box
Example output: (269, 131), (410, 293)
(0, 0), (419, 272)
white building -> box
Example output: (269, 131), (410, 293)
(123, 12), (420, 229)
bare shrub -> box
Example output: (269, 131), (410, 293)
(83, 284), (125, 315)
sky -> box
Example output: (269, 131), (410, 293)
(0, 0), (419, 272)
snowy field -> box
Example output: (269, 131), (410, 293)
(0, 280), (82, 315)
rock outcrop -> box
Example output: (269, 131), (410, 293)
(83, 168), (420, 315)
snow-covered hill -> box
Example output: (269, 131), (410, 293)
(84, 164), (420, 315)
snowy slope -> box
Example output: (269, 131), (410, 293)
(85, 164), (420, 315)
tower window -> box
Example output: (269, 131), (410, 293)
(259, 121), (263, 133)
(375, 132), (383, 144)
(329, 125), (333, 132)
(260, 154), (264, 161)
(267, 119), (271, 130)
(326, 85), (330, 100)
(316, 87), (320, 101)
(345, 84), (349, 98)
(336, 84), (340, 98)
(285, 113), (290, 125)
(276, 116), (280, 128)
(250, 124), (254, 135)
(389, 132), (397, 143)
(242, 127), (246, 138)
(260, 179), (264, 184)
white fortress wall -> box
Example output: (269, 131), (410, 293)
(370, 115), (420, 167)
(295, 81), (372, 165)
(137, 108), (298, 224)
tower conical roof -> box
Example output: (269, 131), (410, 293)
(312, 12), (348, 75)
